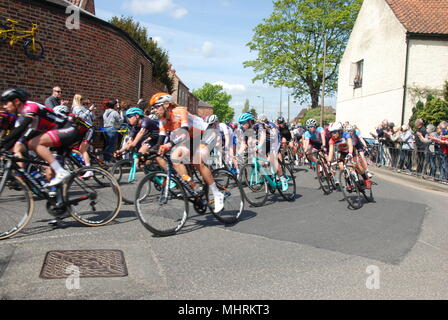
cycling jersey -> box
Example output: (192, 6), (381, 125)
(350, 130), (364, 150)
(278, 125), (292, 142)
(329, 131), (352, 153)
(129, 118), (160, 146)
(304, 127), (324, 146)
(159, 107), (207, 142)
(20, 101), (66, 131)
(292, 128), (304, 142)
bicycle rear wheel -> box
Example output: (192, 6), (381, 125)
(23, 40), (44, 60)
(0, 173), (34, 240)
(210, 169), (244, 224)
(63, 167), (122, 226)
(239, 163), (268, 207)
(135, 172), (188, 236)
(111, 159), (148, 204)
(339, 170), (363, 210)
(277, 164), (296, 202)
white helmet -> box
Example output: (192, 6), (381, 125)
(329, 122), (343, 132)
(53, 105), (70, 115)
(346, 125), (354, 132)
(149, 114), (159, 120)
(206, 114), (219, 125)
(306, 118), (317, 128)
(258, 114), (268, 122)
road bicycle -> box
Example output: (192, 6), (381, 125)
(339, 157), (374, 210)
(239, 156), (296, 207)
(134, 152), (245, 236)
(0, 19), (44, 60)
(309, 150), (338, 195)
(0, 151), (122, 240)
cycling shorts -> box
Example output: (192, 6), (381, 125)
(46, 124), (83, 148)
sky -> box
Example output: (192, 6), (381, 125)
(94, 0), (337, 121)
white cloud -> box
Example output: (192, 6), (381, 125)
(213, 81), (246, 93)
(152, 36), (164, 45)
(123, 0), (188, 18)
(221, 1), (232, 7)
(201, 41), (217, 58)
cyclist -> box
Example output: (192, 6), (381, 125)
(346, 124), (373, 179)
(0, 89), (86, 186)
(204, 115), (233, 169)
(277, 117), (294, 154)
(150, 92), (225, 213)
(292, 123), (304, 165)
(326, 122), (372, 189)
(114, 107), (160, 161)
(303, 118), (327, 165)
(237, 112), (288, 191)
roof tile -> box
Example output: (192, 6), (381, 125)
(386, 0), (448, 34)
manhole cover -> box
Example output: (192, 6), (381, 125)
(40, 250), (128, 279)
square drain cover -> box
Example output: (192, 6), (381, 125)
(40, 250), (128, 279)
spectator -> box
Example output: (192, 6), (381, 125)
(102, 99), (123, 163)
(430, 123), (448, 182)
(398, 125), (414, 172)
(370, 120), (389, 166)
(414, 119), (427, 174)
(389, 125), (402, 168)
(419, 124), (437, 178)
(45, 86), (68, 109)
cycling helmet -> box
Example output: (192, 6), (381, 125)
(346, 125), (354, 132)
(125, 107), (144, 118)
(296, 123), (302, 128)
(0, 88), (30, 103)
(306, 118), (318, 128)
(150, 92), (174, 108)
(237, 113), (255, 125)
(53, 105), (70, 115)
(277, 117), (285, 124)
(329, 122), (343, 133)
(229, 123), (237, 130)
(258, 114), (268, 122)
(206, 114), (219, 125)
(149, 113), (159, 120)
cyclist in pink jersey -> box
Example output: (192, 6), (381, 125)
(0, 89), (84, 186)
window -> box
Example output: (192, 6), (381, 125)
(350, 59), (363, 88)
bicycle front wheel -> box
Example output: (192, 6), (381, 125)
(63, 167), (122, 226)
(0, 174), (34, 240)
(135, 172), (189, 236)
(339, 170), (363, 210)
(317, 161), (333, 195)
(239, 163), (268, 207)
(210, 169), (244, 224)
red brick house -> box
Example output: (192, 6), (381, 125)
(0, 0), (165, 111)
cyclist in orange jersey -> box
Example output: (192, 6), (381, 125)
(150, 93), (225, 213)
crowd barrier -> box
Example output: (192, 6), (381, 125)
(367, 143), (448, 183)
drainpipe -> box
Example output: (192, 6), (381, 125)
(401, 33), (411, 126)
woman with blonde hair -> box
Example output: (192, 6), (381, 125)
(72, 94), (97, 178)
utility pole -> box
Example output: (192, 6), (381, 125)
(320, 33), (327, 127)
(279, 86), (283, 118)
(288, 93), (290, 123)
(257, 96), (265, 114)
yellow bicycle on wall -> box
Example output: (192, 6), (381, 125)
(0, 18), (44, 60)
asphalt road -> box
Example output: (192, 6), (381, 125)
(0, 166), (447, 300)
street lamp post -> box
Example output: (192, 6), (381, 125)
(257, 96), (265, 114)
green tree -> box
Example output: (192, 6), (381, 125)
(301, 107), (335, 126)
(417, 98), (448, 126)
(249, 108), (258, 119)
(109, 16), (173, 93)
(409, 100), (424, 129)
(444, 81), (448, 102)
(244, 0), (362, 108)
(192, 83), (234, 122)
(242, 99), (250, 113)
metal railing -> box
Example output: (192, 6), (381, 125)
(367, 143), (448, 183)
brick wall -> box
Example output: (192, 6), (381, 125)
(0, 0), (165, 124)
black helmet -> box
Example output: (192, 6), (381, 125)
(277, 116), (285, 124)
(0, 88), (30, 103)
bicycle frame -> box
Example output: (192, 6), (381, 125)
(249, 157), (282, 189)
(1, 20), (38, 46)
